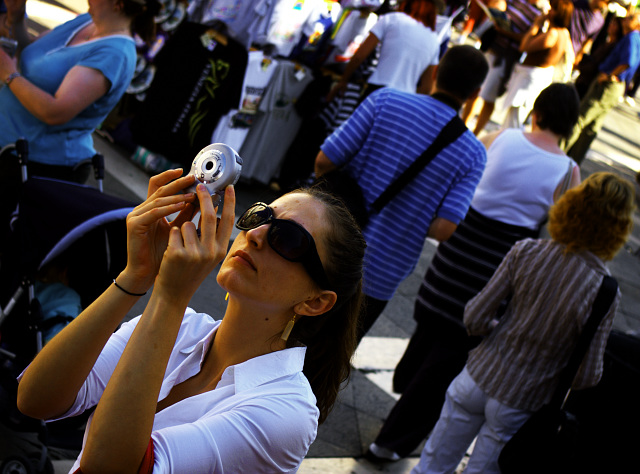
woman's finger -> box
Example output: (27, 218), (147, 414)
(196, 185), (217, 243)
(166, 226), (184, 253)
(130, 193), (195, 220)
(148, 174), (197, 203)
(146, 169), (184, 198)
(217, 185), (236, 242)
(170, 202), (198, 229)
(128, 200), (190, 229)
(180, 221), (199, 249)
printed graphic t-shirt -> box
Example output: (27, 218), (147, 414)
(131, 22), (247, 166)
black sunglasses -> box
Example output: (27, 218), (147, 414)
(235, 202), (332, 290)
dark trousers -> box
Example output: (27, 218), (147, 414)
(564, 79), (625, 165)
(374, 316), (480, 457)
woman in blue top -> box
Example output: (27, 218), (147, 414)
(0, 0), (159, 176)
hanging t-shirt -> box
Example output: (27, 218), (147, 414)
(186, 0), (278, 48)
(260, 0), (325, 57)
(211, 51), (279, 152)
(239, 60), (314, 184)
(130, 22), (247, 167)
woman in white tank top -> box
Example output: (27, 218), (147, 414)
(386, 84), (583, 463)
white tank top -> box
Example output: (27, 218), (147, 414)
(470, 129), (575, 229)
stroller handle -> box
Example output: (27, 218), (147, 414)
(92, 153), (105, 192)
(16, 138), (29, 182)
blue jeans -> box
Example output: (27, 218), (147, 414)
(411, 367), (532, 474)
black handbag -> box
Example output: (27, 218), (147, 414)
(498, 275), (618, 474)
(313, 113), (467, 229)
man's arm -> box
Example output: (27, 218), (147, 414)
(598, 63), (629, 83)
(315, 91), (379, 177)
(314, 151), (337, 178)
(427, 217), (457, 242)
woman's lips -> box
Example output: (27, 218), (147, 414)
(233, 249), (256, 270)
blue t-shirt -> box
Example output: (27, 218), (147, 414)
(599, 30), (640, 84)
(34, 281), (82, 344)
(0, 13), (136, 166)
(321, 89), (486, 300)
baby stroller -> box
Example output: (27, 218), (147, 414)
(0, 144), (136, 473)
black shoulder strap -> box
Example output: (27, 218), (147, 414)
(371, 114), (468, 213)
(551, 275), (618, 408)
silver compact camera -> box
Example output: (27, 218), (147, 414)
(0, 37), (18, 57)
(185, 143), (243, 206)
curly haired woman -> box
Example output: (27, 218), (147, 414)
(412, 172), (635, 474)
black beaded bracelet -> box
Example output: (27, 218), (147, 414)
(113, 279), (147, 297)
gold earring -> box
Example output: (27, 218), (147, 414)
(281, 314), (297, 341)
(225, 292), (229, 301)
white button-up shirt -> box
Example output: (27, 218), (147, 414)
(52, 309), (319, 473)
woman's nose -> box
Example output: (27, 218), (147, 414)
(245, 224), (269, 248)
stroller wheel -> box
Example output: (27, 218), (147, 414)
(0, 455), (53, 474)
(0, 456), (33, 474)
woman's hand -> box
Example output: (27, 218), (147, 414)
(0, 48), (18, 82)
(153, 183), (236, 306)
(119, 169), (198, 293)
(4, 0), (27, 26)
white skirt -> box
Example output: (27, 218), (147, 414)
(502, 64), (555, 111)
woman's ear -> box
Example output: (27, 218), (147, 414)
(294, 291), (337, 317)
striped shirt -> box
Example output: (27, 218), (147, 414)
(491, 0), (541, 60)
(321, 88), (486, 301)
(465, 239), (619, 412)
(569, 0), (604, 55)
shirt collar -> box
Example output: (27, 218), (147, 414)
(577, 249), (610, 275)
(430, 92), (464, 113)
(178, 312), (307, 393)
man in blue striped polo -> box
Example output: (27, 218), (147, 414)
(314, 45), (489, 342)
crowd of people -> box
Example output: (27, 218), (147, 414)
(1, 0), (639, 472)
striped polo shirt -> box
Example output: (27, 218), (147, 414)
(321, 88), (486, 301)
(464, 239), (619, 412)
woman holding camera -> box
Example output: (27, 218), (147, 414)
(17, 170), (366, 472)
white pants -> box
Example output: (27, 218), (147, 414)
(411, 367), (532, 474)
(478, 52), (507, 103)
(502, 64), (555, 129)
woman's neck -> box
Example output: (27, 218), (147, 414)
(207, 303), (289, 374)
(523, 127), (564, 155)
(90, 15), (131, 39)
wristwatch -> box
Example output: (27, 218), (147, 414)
(5, 71), (21, 86)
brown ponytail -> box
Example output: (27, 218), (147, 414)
(121, 0), (161, 45)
